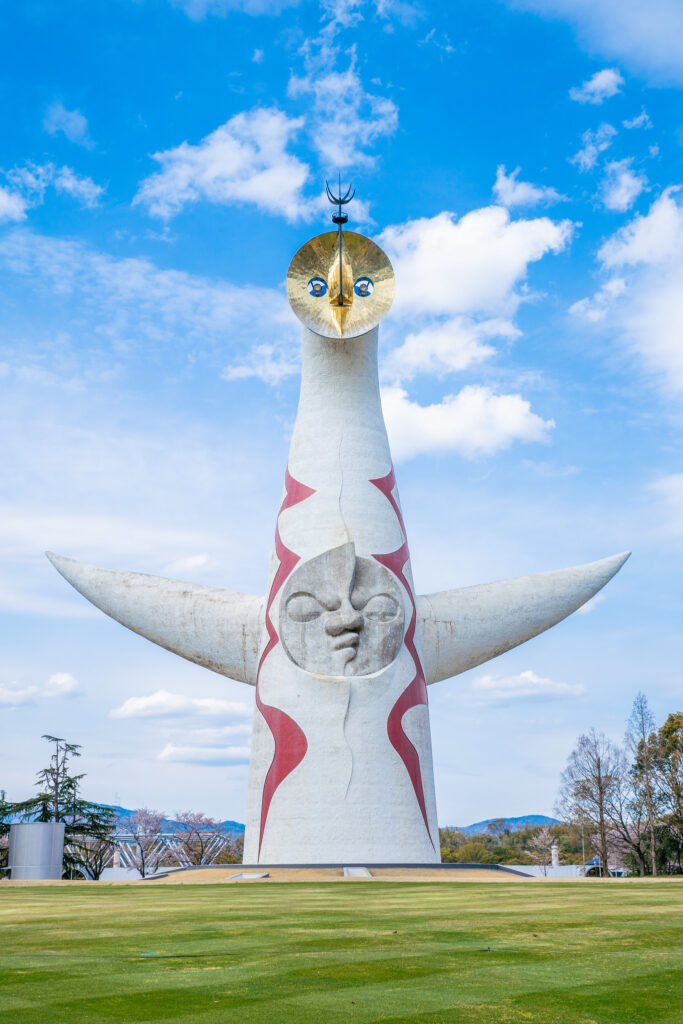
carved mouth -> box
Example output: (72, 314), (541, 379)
(333, 632), (360, 654)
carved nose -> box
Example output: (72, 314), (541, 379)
(325, 601), (363, 636)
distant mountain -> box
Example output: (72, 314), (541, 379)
(105, 806), (244, 836)
(449, 815), (561, 835)
(105, 809), (558, 837)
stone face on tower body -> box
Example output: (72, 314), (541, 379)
(47, 210), (630, 866)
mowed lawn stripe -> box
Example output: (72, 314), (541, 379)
(1, 881), (682, 1023)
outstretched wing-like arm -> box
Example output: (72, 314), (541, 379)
(417, 551), (630, 685)
(47, 553), (264, 685)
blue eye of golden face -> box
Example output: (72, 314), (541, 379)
(308, 277), (327, 298)
(354, 277), (373, 298)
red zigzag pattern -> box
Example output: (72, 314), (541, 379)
(255, 468), (315, 857)
(371, 467), (433, 847)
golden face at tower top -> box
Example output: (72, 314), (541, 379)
(286, 231), (395, 339)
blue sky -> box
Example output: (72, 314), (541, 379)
(1, 0), (682, 826)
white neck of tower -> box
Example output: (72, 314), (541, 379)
(281, 325), (406, 564)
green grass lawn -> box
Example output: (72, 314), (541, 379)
(1, 880), (682, 1024)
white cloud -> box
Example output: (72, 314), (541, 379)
(380, 207), (573, 318)
(571, 188), (683, 394)
(0, 673), (80, 706)
(598, 187), (681, 267)
(5, 163), (104, 211)
(43, 672), (80, 697)
(0, 185), (27, 223)
(382, 317), (517, 383)
(53, 167), (104, 207)
(571, 122), (617, 172)
(493, 166), (565, 208)
(158, 743), (250, 765)
(569, 276), (626, 321)
(288, 57), (398, 169)
(381, 384), (554, 460)
(222, 343), (299, 385)
(600, 158), (647, 212)
(252, 48), (264, 62)
(0, 229), (292, 347)
(623, 110), (652, 130)
(470, 669), (585, 703)
(43, 102), (92, 147)
(110, 689), (250, 719)
(134, 107), (311, 221)
(569, 67), (624, 104)
(505, 0), (683, 87)
(0, 681), (40, 707)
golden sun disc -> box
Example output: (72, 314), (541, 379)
(286, 231), (395, 339)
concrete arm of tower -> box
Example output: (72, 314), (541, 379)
(46, 553), (263, 686)
(416, 551), (630, 686)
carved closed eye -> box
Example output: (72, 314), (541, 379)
(361, 593), (400, 622)
(286, 592), (325, 622)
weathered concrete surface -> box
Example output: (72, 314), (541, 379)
(47, 553), (263, 685)
(418, 552), (630, 685)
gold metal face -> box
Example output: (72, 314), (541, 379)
(286, 231), (395, 339)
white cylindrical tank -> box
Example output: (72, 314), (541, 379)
(8, 822), (65, 880)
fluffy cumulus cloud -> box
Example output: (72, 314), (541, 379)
(506, 0), (683, 86)
(569, 67), (624, 104)
(382, 317), (518, 383)
(43, 672), (80, 696)
(600, 159), (647, 212)
(375, 206), (569, 459)
(493, 166), (565, 208)
(571, 123), (617, 172)
(0, 673), (80, 706)
(469, 669), (585, 703)
(134, 107), (311, 221)
(381, 384), (554, 460)
(571, 187), (683, 393)
(110, 689), (250, 719)
(380, 207), (573, 318)
(43, 102), (92, 147)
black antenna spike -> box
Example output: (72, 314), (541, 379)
(325, 174), (355, 307)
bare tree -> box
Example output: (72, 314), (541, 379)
(123, 808), (167, 878)
(626, 692), (659, 875)
(528, 826), (554, 875)
(174, 811), (222, 865)
(557, 729), (623, 877)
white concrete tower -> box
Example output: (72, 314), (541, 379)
(47, 186), (629, 864)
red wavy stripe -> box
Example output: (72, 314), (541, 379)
(255, 469), (315, 856)
(371, 469), (433, 846)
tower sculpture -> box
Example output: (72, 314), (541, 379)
(49, 185), (629, 864)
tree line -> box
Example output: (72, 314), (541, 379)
(556, 693), (682, 876)
(438, 693), (683, 876)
